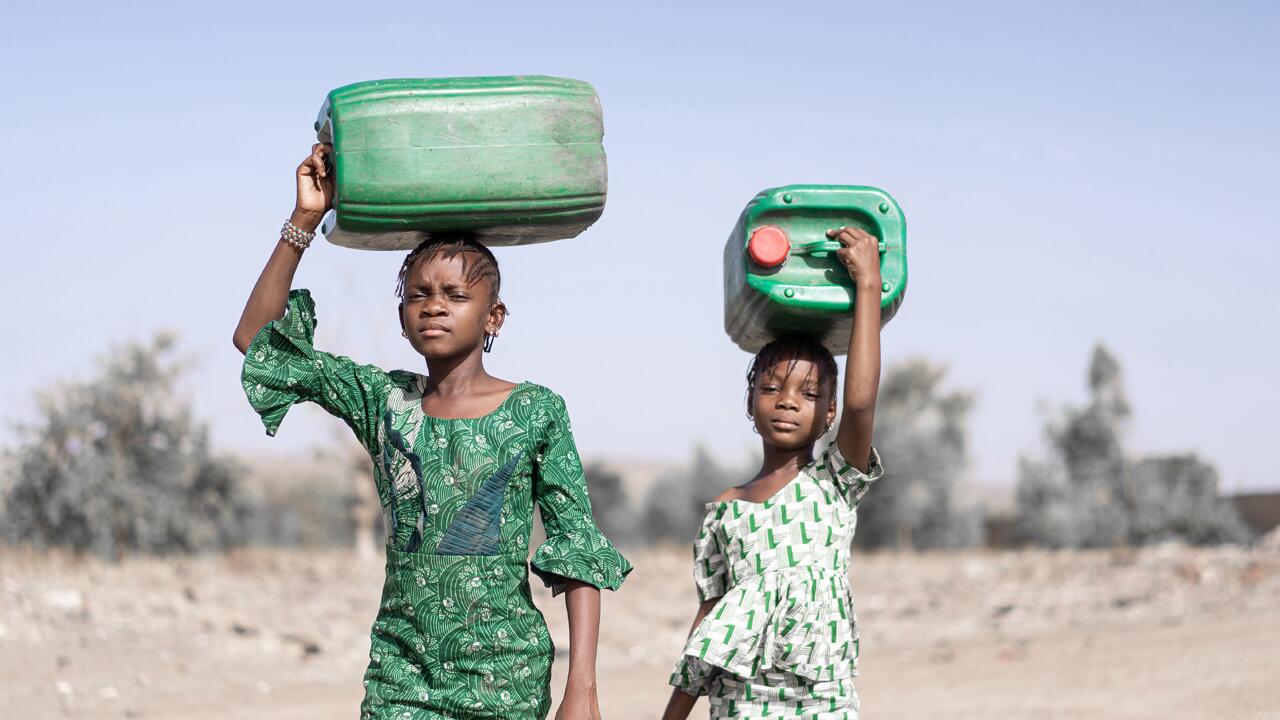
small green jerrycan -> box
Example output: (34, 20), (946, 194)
(724, 185), (907, 355)
(315, 76), (607, 250)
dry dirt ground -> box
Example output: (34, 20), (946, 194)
(2, 540), (1277, 719)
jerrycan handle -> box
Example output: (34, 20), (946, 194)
(792, 239), (887, 257)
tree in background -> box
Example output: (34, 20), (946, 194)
(1016, 343), (1249, 547)
(1129, 454), (1249, 545)
(2, 334), (248, 558)
(1016, 345), (1132, 547)
(583, 461), (635, 546)
(855, 358), (982, 550)
(641, 446), (750, 544)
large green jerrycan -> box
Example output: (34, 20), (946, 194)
(724, 185), (907, 355)
(315, 76), (607, 250)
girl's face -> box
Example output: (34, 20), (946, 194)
(398, 253), (505, 359)
(749, 358), (836, 451)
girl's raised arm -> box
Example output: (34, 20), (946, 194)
(233, 144), (333, 354)
(829, 226), (883, 472)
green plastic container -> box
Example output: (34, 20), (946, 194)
(723, 185), (908, 355)
(315, 76), (607, 249)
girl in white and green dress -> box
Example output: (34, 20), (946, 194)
(660, 227), (886, 720)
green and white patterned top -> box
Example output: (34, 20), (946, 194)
(242, 289), (632, 720)
(671, 445), (884, 695)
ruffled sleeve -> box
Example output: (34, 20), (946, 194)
(529, 390), (633, 596)
(668, 508), (729, 697)
(241, 289), (391, 451)
(821, 442), (885, 506)
(692, 509), (728, 603)
(669, 653), (717, 698)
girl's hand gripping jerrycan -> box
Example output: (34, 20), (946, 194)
(315, 76), (608, 250)
(724, 185), (908, 355)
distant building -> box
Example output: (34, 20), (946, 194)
(1233, 492), (1280, 537)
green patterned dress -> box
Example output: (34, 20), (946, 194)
(242, 289), (632, 720)
(669, 445), (884, 719)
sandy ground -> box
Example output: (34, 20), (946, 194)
(2, 540), (1277, 719)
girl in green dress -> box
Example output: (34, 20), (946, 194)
(660, 226), (885, 720)
(233, 144), (631, 720)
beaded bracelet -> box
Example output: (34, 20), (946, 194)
(280, 220), (316, 251)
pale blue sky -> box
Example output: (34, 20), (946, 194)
(1, 1), (1277, 490)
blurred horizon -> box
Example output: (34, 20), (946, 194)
(1, 1), (1278, 491)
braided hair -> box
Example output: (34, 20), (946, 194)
(745, 335), (838, 414)
(395, 233), (502, 302)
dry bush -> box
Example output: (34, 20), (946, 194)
(855, 359), (983, 550)
(2, 334), (249, 558)
(640, 446), (750, 544)
(1129, 454), (1250, 545)
(1016, 344), (1249, 547)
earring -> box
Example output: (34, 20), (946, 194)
(401, 330), (408, 338)
(483, 333), (495, 353)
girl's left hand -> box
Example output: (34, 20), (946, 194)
(555, 684), (603, 720)
(827, 226), (882, 290)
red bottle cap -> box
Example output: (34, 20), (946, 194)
(748, 225), (790, 268)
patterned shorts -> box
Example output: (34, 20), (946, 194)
(707, 669), (859, 720)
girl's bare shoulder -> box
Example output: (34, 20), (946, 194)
(712, 486), (747, 504)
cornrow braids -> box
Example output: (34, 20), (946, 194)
(745, 334), (839, 412)
(395, 232), (502, 302)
